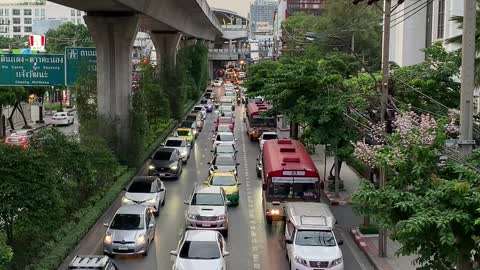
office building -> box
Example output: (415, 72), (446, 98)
(249, 0), (277, 34)
(0, 0), (84, 38)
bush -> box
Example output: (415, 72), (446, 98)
(26, 169), (134, 270)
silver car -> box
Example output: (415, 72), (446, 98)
(122, 176), (166, 216)
(208, 154), (239, 176)
(162, 137), (191, 163)
(103, 205), (155, 257)
(184, 186), (229, 236)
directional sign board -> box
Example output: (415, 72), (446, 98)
(65, 47), (96, 85)
(0, 54), (65, 86)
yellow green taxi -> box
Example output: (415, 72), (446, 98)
(204, 172), (241, 205)
(175, 128), (194, 146)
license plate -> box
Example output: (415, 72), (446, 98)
(201, 223), (211, 227)
(118, 245), (128, 250)
(159, 173), (166, 177)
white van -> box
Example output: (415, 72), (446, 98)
(284, 202), (344, 270)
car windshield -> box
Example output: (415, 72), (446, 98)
(193, 107), (202, 111)
(153, 151), (173, 161)
(216, 144), (234, 154)
(268, 182), (319, 199)
(191, 193), (224, 206)
(219, 118), (232, 124)
(211, 175), (236, 186)
(225, 92), (234, 96)
(166, 140), (185, 147)
(295, 230), (336, 247)
(127, 180), (154, 193)
(110, 214), (144, 230)
(214, 155), (235, 166)
(200, 100), (208, 104)
(217, 134), (234, 141)
(177, 130), (190, 136)
(263, 134), (278, 140)
(179, 240), (221, 259)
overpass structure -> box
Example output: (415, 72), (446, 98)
(50, 0), (222, 159)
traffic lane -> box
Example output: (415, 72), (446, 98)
(239, 112), (373, 270)
(51, 110), (79, 137)
(114, 109), (219, 270)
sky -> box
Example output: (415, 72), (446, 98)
(207, 0), (252, 18)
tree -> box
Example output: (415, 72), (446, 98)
(0, 235), (12, 269)
(446, 0), (480, 85)
(244, 60), (281, 94)
(352, 112), (480, 270)
(0, 36), (28, 49)
(45, 23), (94, 53)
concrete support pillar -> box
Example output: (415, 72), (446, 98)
(150, 31), (182, 73)
(84, 14), (139, 161)
(208, 60), (214, 80)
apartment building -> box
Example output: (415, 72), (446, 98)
(389, 0), (463, 66)
(0, 0), (84, 38)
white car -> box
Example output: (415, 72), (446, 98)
(51, 111), (75, 126)
(192, 105), (207, 120)
(170, 230), (230, 270)
(122, 176), (166, 216)
(162, 137), (191, 163)
(213, 132), (236, 148)
(259, 132), (278, 150)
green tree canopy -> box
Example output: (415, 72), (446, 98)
(45, 23), (94, 53)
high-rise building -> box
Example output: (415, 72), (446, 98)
(249, 0), (277, 34)
(0, 0), (85, 38)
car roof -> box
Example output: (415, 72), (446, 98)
(215, 142), (235, 147)
(214, 153), (235, 159)
(185, 230), (219, 242)
(116, 205), (147, 215)
(132, 176), (157, 183)
(263, 132), (278, 135)
(211, 171), (235, 177)
(217, 132), (234, 136)
(196, 185), (223, 194)
(176, 128), (191, 131)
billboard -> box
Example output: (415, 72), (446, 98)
(255, 22), (272, 32)
(29, 35), (46, 51)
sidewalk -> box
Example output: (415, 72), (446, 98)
(311, 144), (417, 270)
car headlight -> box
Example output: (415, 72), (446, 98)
(331, 257), (343, 266)
(146, 198), (156, 204)
(122, 197), (132, 204)
(217, 214), (226, 220)
(170, 163), (178, 170)
(104, 233), (112, 244)
(136, 234), (146, 245)
(180, 151), (187, 157)
(148, 165), (155, 170)
(187, 214), (197, 220)
(271, 209), (280, 215)
(193, 130), (198, 135)
(294, 255), (308, 266)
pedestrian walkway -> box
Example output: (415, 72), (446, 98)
(310, 144), (417, 270)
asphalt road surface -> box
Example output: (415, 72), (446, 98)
(60, 86), (373, 270)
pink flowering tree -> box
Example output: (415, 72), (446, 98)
(352, 111), (480, 270)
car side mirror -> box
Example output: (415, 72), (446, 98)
(235, 139), (238, 141)
(285, 239), (293, 245)
(337, 240), (344, 246)
(237, 182), (242, 185)
(184, 200), (189, 205)
(103, 222), (109, 227)
(226, 200), (232, 206)
(160, 143), (165, 146)
(262, 183), (266, 190)
(204, 181), (209, 185)
(148, 223), (155, 228)
(170, 250), (178, 256)
(224, 251), (230, 257)
(236, 163), (240, 165)
(210, 150), (214, 152)
(207, 162), (211, 164)
(235, 150), (238, 153)
(160, 188), (165, 192)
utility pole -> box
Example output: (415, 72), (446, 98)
(459, 0), (476, 158)
(378, 0), (392, 258)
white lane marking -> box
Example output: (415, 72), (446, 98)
(252, 254), (260, 262)
(253, 263), (261, 269)
(339, 230), (369, 270)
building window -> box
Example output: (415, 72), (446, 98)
(71, 18), (75, 23)
(0, 9), (3, 16)
(13, 26), (21, 33)
(34, 9), (39, 17)
(40, 9), (45, 18)
(24, 18), (32, 24)
(24, 9), (32, 16)
(71, 9), (75, 16)
(13, 34), (21, 39)
(77, 18), (82, 24)
(12, 9), (20, 16)
(437, 0), (445, 39)
(24, 26), (32, 32)
(77, 10), (81, 16)
(12, 18), (20, 24)
(0, 26), (8, 33)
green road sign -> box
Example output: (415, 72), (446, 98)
(65, 47), (96, 85)
(0, 54), (65, 86)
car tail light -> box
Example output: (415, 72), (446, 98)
(20, 137), (27, 143)
(4, 138), (10, 143)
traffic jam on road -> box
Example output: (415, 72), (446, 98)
(68, 66), (370, 270)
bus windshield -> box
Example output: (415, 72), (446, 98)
(268, 182), (318, 200)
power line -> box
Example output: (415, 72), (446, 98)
(390, 0), (434, 29)
(391, 0), (422, 17)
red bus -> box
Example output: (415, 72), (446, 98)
(260, 139), (321, 223)
(245, 101), (276, 140)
